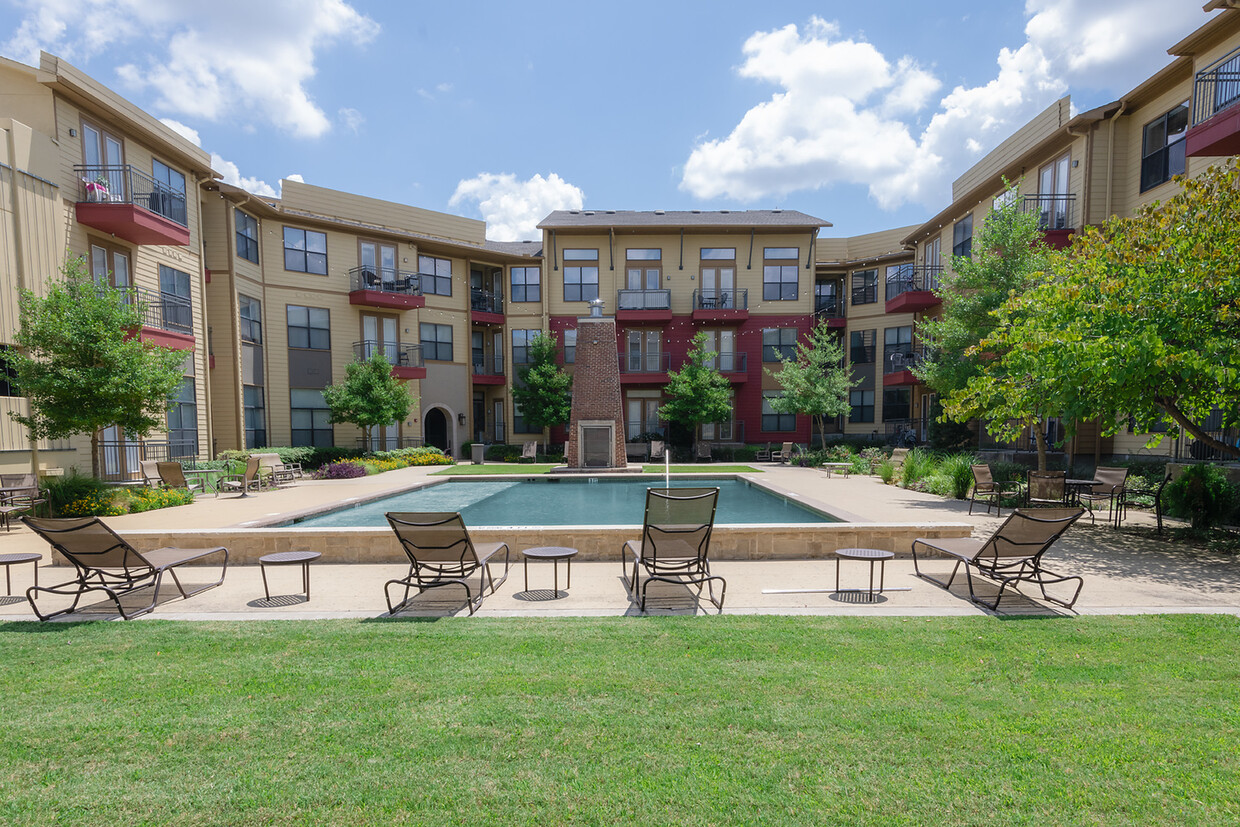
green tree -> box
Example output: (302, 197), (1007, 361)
(765, 322), (851, 449)
(916, 186), (1061, 469)
(321, 350), (415, 448)
(3, 258), (188, 478)
(511, 332), (572, 450)
(658, 331), (733, 453)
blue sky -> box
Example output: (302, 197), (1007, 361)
(0, 1), (1212, 240)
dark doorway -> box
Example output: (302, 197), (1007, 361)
(425, 408), (449, 453)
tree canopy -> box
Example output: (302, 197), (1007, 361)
(511, 332), (572, 444)
(657, 331), (733, 450)
(321, 350), (415, 447)
(3, 258), (188, 477)
(765, 322), (851, 449)
(971, 162), (1240, 459)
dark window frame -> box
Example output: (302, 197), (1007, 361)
(952, 214), (973, 259)
(762, 328), (798, 362)
(290, 388), (332, 448)
(419, 254), (453, 296)
(761, 392), (796, 432)
(286, 305), (331, 350)
(1140, 102), (1189, 193)
(236, 210), (259, 263)
(511, 266), (541, 302)
(420, 322), (453, 362)
(283, 226), (327, 275)
(850, 389), (875, 423)
(851, 269), (877, 305)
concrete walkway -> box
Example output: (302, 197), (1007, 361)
(2, 463), (1237, 621)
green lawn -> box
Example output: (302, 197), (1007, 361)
(1, 615), (1237, 825)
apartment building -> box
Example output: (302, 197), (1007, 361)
(0, 53), (215, 478)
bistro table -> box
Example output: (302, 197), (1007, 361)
(521, 546), (579, 596)
(833, 547), (895, 601)
(1064, 479), (1101, 506)
(183, 468), (220, 497)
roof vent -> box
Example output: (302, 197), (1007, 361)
(606, 210), (615, 214)
(654, 210), (665, 215)
(720, 209), (730, 214)
(691, 209), (701, 214)
(584, 210), (595, 216)
(772, 208), (782, 213)
(569, 210), (579, 214)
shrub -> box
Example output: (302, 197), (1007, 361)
(1162, 464), (1239, 531)
(59, 491), (125, 517)
(42, 471), (114, 517)
(877, 458), (896, 484)
(126, 486), (196, 513)
(312, 461), (368, 480)
(486, 444), (523, 462)
(899, 447), (934, 487)
(938, 453), (979, 499)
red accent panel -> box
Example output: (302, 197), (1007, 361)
(209, 355), (216, 369)
(204, 268), (211, 284)
(691, 308), (748, 323)
(471, 374), (506, 386)
(620, 372), (669, 384)
(1186, 107), (1240, 157)
(825, 317), (846, 329)
(348, 290), (425, 310)
(471, 310), (505, 325)
(885, 290), (940, 314)
(392, 366), (427, 380)
(75, 202), (191, 246)
(1042, 229), (1074, 250)
(884, 369), (921, 387)
(136, 326), (196, 351)
(616, 308), (673, 323)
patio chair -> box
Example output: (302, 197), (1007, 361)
(1078, 466), (1130, 527)
(696, 442), (713, 462)
(21, 516), (228, 621)
(755, 443), (772, 462)
(220, 455), (266, 495)
(649, 440), (666, 461)
(912, 507), (1086, 610)
(519, 441), (538, 463)
(772, 442), (795, 464)
(156, 461), (204, 494)
(1026, 470), (1067, 507)
(0, 473), (45, 507)
(255, 453), (297, 486)
(383, 512), (512, 615)
(140, 459), (162, 487)
(968, 464), (1021, 517)
(621, 487), (725, 612)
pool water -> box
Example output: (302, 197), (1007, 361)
(285, 478), (837, 527)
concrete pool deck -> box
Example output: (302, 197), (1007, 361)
(1, 462), (1238, 620)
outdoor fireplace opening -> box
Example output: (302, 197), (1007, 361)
(580, 424), (614, 468)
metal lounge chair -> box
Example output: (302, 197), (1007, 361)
(156, 461), (204, 493)
(772, 442), (795, 464)
(519, 441), (538, 462)
(912, 507), (1086, 610)
(1027, 470), (1067, 506)
(139, 459), (162, 487)
(755, 443), (772, 462)
(1078, 466), (1130, 527)
(621, 487), (725, 612)
(220, 455), (266, 495)
(255, 453), (297, 486)
(383, 512), (512, 615)
(649, 440), (666, 461)
(696, 442), (713, 462)
(968, 464), (1021, 516)
(21, 516), (228, 620)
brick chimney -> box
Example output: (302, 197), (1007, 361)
(565, 300), (627, 468)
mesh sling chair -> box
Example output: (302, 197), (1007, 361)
(157, 461), (204, 493)
(912, 507), (1086, 611)
(1078, 466), (1130, 527)
(968, 464), (1021, 517)
(21, 516), (228, 621)
(384, 512), (512, 615)
(621, 487), (725, 612)
(1026, 470), (1067, 507)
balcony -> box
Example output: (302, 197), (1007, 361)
(885, 265), (943, 314)
(619, 351), (671, 382)
(813, 296), (846, 328)
(617, 289), (672, 322)
(95, 438), (198, 483)
(121, 286), (195, 351)
(883, 346), (925, 386)
(691, 288), (748, 322)
(74, 165), (190, 246)
(471, 353), (506, 385)
(353, 340), (426, 380)
(702, 352), (748, 382)
(1021, 193), (1077, 249)
(470, 287), (505, 324)
(348, 267), (424, 310)
(1188, 47), (1240, 157)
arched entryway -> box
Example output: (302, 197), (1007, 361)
(424, 407), (450, 453)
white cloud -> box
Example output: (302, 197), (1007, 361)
(209, 153), (279, 198)
(682, 2), (1206, 210)
(286, 174), (305, 184)
(2, 0), (378, 139)
(338, 107), (364, 134)
(159, 118), (201, 147)
(449, 173), (585, 241)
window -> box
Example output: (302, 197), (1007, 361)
(238, 294), (262, 344)
(287, 305), (330, 350)
(562, 249), (599, 302)
(167, 378), (197, 456)
(235, 210), (259, 263)
(814, 280), (839, 317)
(762, 328), (797, 362)
(626, 330), (662, 372)
(851, 269), (877, 305)
(158, 265), (193, 333)
(562, 328), (577, 364)
(512, 400), (530, 435)
(420, 323), (453, 362)
(762, 392), (796, 432)
(90, 243), (130, 290)
(700, 248), (735, 260)
(850, 330), (876, 364)
(283, 227), (327, 274)
(850, 390), (875, 423)
(626, 249), (662, 291)
(243, 385), (266, 448)
(151, 158), (187, 224)
(511, 266), (540, 302)
(152, 159), (186, 196)
(0, 345), (19, 396)
(700, 248), (736, 307)
(883, 388), (911, 422)
(883, 326), (913, 372)
(952, 214), (973, 259)
(1141, 102), (1188, 192)
(763, 248), (800, 301)
(290, 389), (332, 448)
(512, 329), (540, 365)
(419, 254), (453, 296)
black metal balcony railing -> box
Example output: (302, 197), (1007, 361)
(95, 439), (198, 483)
(620, 352), (671, 373)
(353, 341), (424, 369)
(471, 354), (505, 376)
(470, 287), (504, 314)
(113, 285), (193, 334)
(885, 265), (944, 301)
(884, 345), (925, 374)
(617, 289), (671, 311)
(1020, 193), (1077, 231)
(692, 288), (748, 310)
(702, 352), (747, 373)
(75, 165), (188, 227)
(814, 296), (844, 319)
(349, 266), (422, 296)
(1192, 46), (1240, 125)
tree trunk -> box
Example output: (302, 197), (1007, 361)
(1157, 396), (1240, 459)
(90, 429), (100, 479)
(361, 425), (372, 451)
(1032, 419), (1049, 472)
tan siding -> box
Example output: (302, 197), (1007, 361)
(953, 99), (1070, 200)
(1118, 80), (1194, 216)
(281, 179), (486, 247)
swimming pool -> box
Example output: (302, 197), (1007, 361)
(283, 477), (838, 528)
